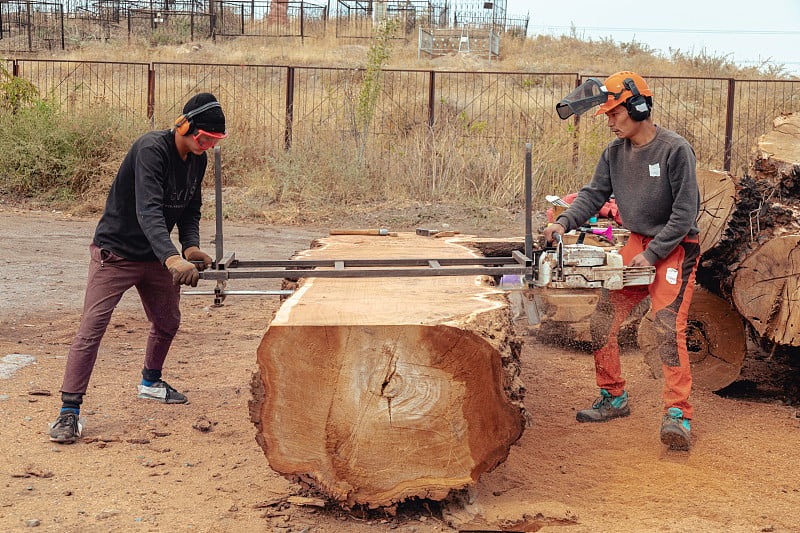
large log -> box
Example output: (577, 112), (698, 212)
(695, 114), (800, 347)
(249, 232), (527, 509)
(726, 115), (800, 345)
(731, 235), (800, 346)
(752, 113), (800, 194)
(697, 115), (800, 304)
(696, 169), (737, 255)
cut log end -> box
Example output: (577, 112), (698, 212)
(251, 324), (526, 508)
(732, 235), (800, 346)
(696, 169), (737, 256)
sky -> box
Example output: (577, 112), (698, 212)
(502, 0), (800, 76)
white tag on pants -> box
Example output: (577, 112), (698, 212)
(666, 267), (678, 285)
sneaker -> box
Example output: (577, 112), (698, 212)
(49, 412), (83, 444)
(137, 380), (188, 404)
(660, 407), (691, 450)
(576, 389), (630, 423)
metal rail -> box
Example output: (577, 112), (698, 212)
(199, 252), (532, 281)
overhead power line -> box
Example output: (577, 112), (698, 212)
(535, 25), (800, 37)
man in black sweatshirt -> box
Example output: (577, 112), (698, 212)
(49, 93), (227, 444)
(546, 72), (700, 451)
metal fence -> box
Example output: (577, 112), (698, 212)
(0, 1), (65, 52)
(6, 58), (800, 182)
(13, 59), (152, 119)
(211, 0), (327, 40)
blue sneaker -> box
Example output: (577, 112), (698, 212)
(660, 407), (691, 450)
(576, 389), (630, 422)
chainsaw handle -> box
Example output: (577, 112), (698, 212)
(554, 233), (563, 279)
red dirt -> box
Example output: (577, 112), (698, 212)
(1, 208), (799, 532)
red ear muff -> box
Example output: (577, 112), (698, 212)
(173, 101), (221, 136)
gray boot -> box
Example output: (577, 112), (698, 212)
(576, 389), (630, 422)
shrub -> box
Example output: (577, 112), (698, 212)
(0, 94), (143, 206)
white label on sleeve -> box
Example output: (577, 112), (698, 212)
(649, 163), (661, 177)
(665, 267), (678, 285)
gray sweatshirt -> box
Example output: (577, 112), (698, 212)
(556, 126), (699, 264)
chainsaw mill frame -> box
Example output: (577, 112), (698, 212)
(189, 145), (653, 306)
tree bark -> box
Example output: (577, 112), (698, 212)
(249, 232), (527, 509)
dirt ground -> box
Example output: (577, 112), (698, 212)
(2, 207), (800, 533)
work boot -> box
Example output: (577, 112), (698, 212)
(660, 407), (691, 450)
(576, 389), (630, 423)
(137, 380), (188, 404)
(49, 411), (83, 444)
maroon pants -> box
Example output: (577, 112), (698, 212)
(60, 244), (181, 394)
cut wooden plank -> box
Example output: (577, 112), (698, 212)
(250, 232), (527, 509)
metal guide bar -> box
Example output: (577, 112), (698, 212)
(183, 289), (295, 297)
(199, 251), (533, 281)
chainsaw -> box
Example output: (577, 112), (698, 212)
(532, 232), (654, 291)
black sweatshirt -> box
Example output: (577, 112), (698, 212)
(93, 130), (207, 263)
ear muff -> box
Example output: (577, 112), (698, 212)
(174, 101), (221, 136)
(623, 78), (651, 121)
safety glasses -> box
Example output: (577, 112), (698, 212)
(192, 128), (227, 150)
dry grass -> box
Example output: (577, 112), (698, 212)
(12, 25), (793, 225)
(55, 25), (793, 80)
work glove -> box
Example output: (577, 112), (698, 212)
(183, 246), (213, 271)
(165, 254), (200, 287)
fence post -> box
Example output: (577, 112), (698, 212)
(147, 65), (155, 127)
(427, 70), (435, 127)
(571, 74), (581, 171)
(210, 0), (217, 43)
(285, 66), (295, 150)
(59, 4), (65, 50)
(26, 2), (32, 51)
(300, 2), (305, 44)
(724, 78), (735, 172)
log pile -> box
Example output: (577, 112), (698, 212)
(698, 113), (800, 348)
(249, 232), (527, 509)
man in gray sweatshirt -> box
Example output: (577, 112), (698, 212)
(545, 71), (700, 451)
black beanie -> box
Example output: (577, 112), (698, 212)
(182, 92), (226, 134)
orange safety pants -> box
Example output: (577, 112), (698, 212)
(591, 233), (700, 418)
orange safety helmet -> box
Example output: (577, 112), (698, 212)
(594, 71), (653, 116)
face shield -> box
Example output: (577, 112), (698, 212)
(555, 78), (609, 120)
